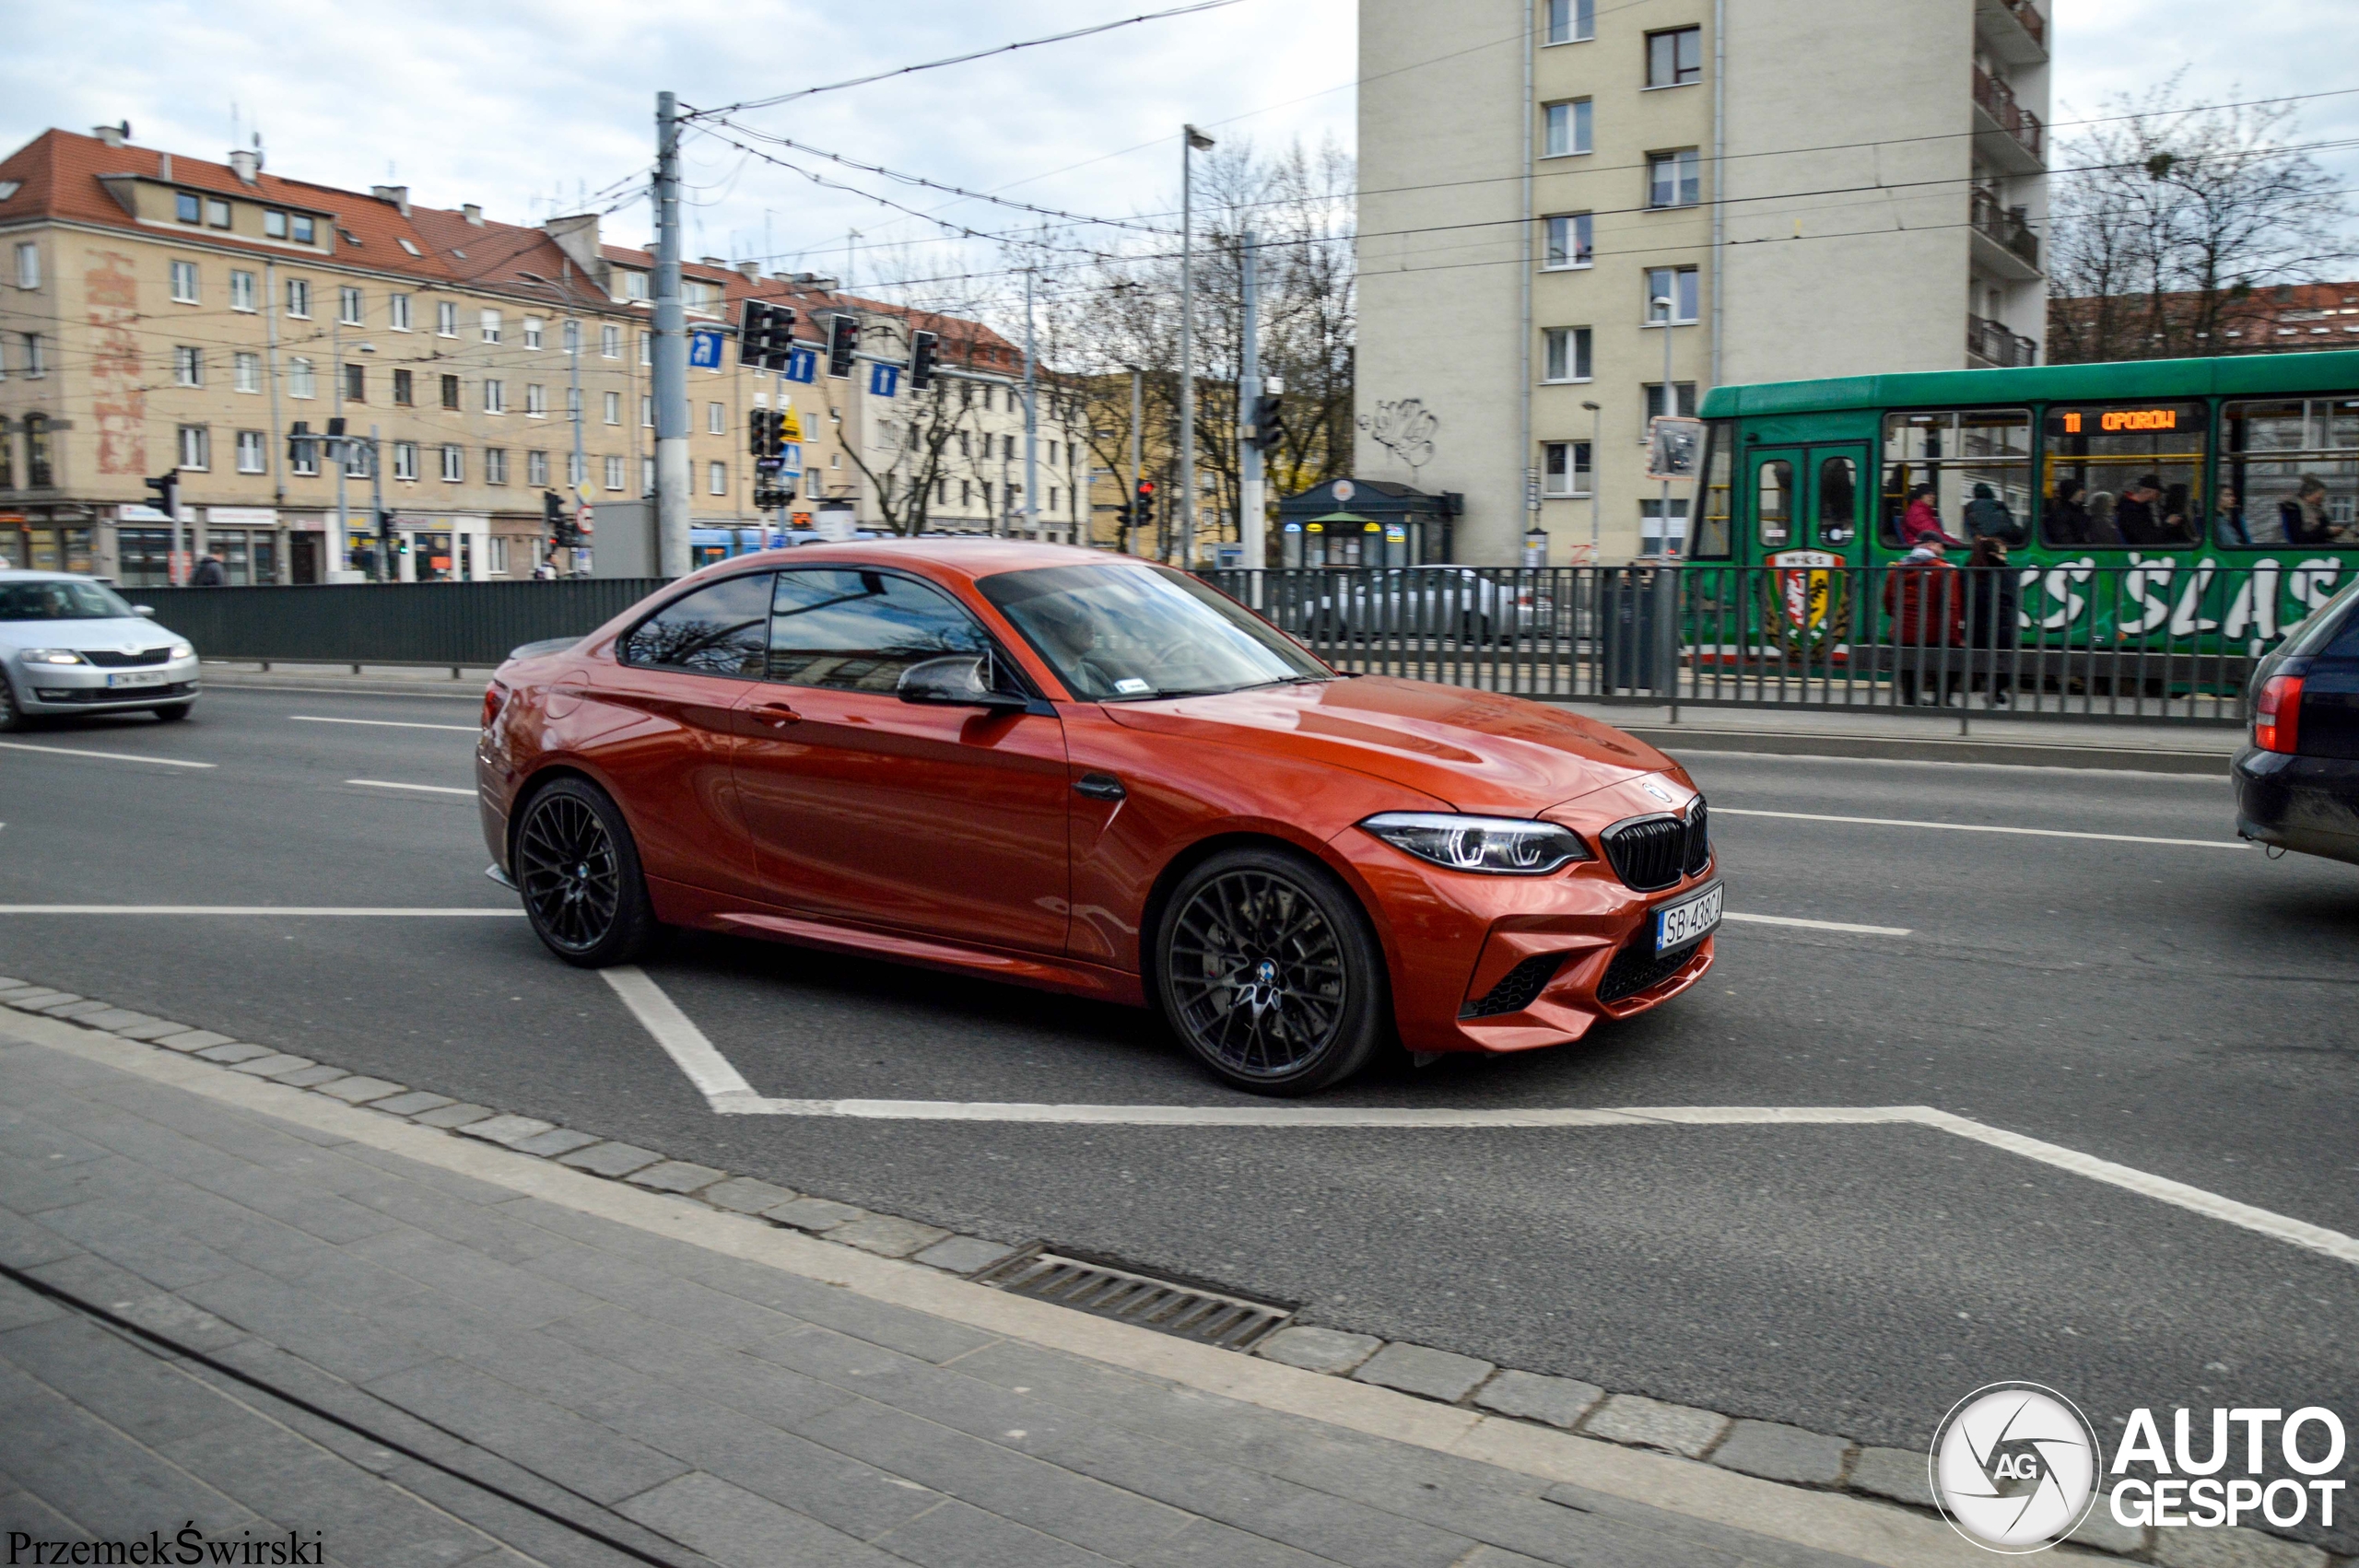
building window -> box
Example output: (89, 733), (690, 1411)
(1647, 148), (1702, 208)
(229, 269), (256, 311)
(524, 383), (546, 417)
(1639, 497), (1690, 556)
(523, 316), (545, 349)
(290, 214), (315, 244)
(486, 448), (510, 486)
(285, 278), (311, 318)
(234, 351), (261, 393)
(1543, 213), (1593, 269)
(527, 450), (549, 487)
(337, 286), (363, 326)
(434, 300), (456, 337)
(288, 357), (315, 399)
(389, 293), (412, 331)
(708, 461), (727, 496)
(484, 379), (506, 415)
(1543, 99), (1592, 158)
(22, 333), (43, 377)
(1544, 0), (1594, 43)
(393, 369), (413, 405)
(488, 535), (511, 575)
(176, 191), (202, 224)
(203, 196), (229, 228)
(23, 414), (51, 486)
(440, 444), (464, 483)
(605, 392), (623, 426)
(290, 433), (319, 477)
(342, 439), (372, 481)
(343, 362), (365, 403)
(622, 271), (649, 302)
(170, 260), (199, 303)
(640, 333), (652, 368)
(707, 401), (726, 435)
(1543, 326), (1592, 382)
(440, 374), (461, 411)
(604, 455), (626, 492)
(1647, 26), (1702, 88)
(1644, 381), (1699, 420)
(641, 395), (653, 427)
(1644, 265), (1701, 323)
(1542, 439), (1592, 497)
(641, 457), (656, 494)
(569, 451), (587, 487)
(264, 208), (287, 239)
(480, 309), (502, 344)
(176, 425), (209, 471)
(601, 323), (621, 358)
(173, 345), (204, 387)
(236, 429), (266, 474)
(14, 242), (38, 289)
(393, 442), (418, 482)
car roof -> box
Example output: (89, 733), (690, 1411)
(0, 569), (95, 582)
(716, 538), (1130, 584)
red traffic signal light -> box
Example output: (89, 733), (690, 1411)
(826, 313), (859, 379)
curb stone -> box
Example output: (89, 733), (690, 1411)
(18, 976), (2351, 1566)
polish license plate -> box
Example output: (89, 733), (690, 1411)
(1654, 883), (1723, 955)
(105, 671), (169, 688)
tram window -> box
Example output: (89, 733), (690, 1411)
(2041, 401), (2206, 549)
(2218, 397), (2359, 548)
(1690, 426), (1733, 558)
(1758, 461), (1794, 547)
(1817, 455), (1858, 545)
(1880, 408), (2031, 548)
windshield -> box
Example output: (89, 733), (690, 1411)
(978, 563), (1329, 701)
(0, 579), (139, 622)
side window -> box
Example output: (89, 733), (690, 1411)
(2219, 397), (2359, 548)
(1689, 426), (1733, 559)
(1883, 408), (2032, 548)
(1816, 455), (1857, 545)
(766, 568), (991, 692)
(2039, 403), (2206, 549)
(1757, 461), (1794, 547)
(616, 573), (772, 675)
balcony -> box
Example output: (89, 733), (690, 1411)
(1972, 65), (2045, 175)
(1968, 187), (2042, 279)
(1967, 314), (2038, 369)
(1975, 0), (2048, 64)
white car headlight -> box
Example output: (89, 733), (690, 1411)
(169, 642), (195, 660)
(1360, 812), (1591, 874)
(18, 649), (87, 666)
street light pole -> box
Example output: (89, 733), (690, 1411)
(1177, 124), (1214, 566)
(1124, 362), (1144, 557)
(651, 90), (691, 579)
(1582, 401), (1602, 559)
(1023, 267), (1039, 541)
(1654, 292), (1675, 558)
(1238, 229), (1263, 573)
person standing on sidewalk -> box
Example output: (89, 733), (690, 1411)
(1884, 540), (1966, 706)
(1966, 534), (2021, 707)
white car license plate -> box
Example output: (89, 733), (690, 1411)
(105, 671), (169, 688)
(1654, 883), (1723, 955)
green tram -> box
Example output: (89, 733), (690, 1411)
(1688, 351), (2359, 681)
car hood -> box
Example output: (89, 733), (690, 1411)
(0, 615), (178, 652)
(1098, 675), (1678, 815)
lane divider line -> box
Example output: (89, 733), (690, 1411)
(604, 971), (2358, 1269)
(294, 715), (478, 733)
(0, 740), (216, 768)
(345, 778), (475, 797)
(1714, 806), (2245, 849)
(1719, 912), (1912, 937)
(0, 907), (522, 917)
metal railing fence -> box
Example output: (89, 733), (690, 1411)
(130, 579), (665, 668)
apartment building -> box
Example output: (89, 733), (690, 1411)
(1356, 0), (2050, 564)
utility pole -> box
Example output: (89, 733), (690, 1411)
(1126, 364), (1144, 558)
(1022, 267), (1039, 542)
(1237, 229), (1263, 573)
(1654, 291), (1675, 558)
(369, 424), (385, 580)
(264, 260), (284, 515)
(998, 442), (1013, 539)
(568, 314), (586, 576)
(1177, 124), (1214, 566)
(331, 312), (347, 579)
(1583, 401), (1602, 560)
(651, 90), (691, 579)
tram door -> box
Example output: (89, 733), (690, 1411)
(1748, 443), (1870, 642)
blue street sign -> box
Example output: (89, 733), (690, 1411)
(784, 347), (817, 384)
(869, 363), (899, 398)
(780, 441), (804, 477)
(688, 328), (725, 369)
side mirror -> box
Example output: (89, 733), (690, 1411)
(897, 654), (1027, 711)
(134, 605), (156, 617)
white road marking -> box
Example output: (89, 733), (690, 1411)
(294, 715), (477, 733)
(345, 778), (475, 797)
(608, 971), (2359, 1269)
(1713, 806), (2245, 849)
(0, 906), (522, 916)
(0, 740), (215, 769)
(1721, 912), (1913, 937)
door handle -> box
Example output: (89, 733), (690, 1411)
(1074, 773), (1126, 801)
(748, 701), (803, 728)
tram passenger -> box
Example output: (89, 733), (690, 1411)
(2043, 477), (2093, 545)
(2085, 491), (2122, 545)
(2160, 482), (2196, 544)
(1884, 540), (1966, 706)
(1966, 534), (2020, 706)
(1963, 483), (2025, 545)
(1899, 483), (1965, 549)
(2281, 476), (2341, 544)
(2213, 484), (2249, 546)
(2116, 475), (2170, 545)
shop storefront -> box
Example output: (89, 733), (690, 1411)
(1275, 478), (1459, 568)
(2, 515), (98, 576)
(201, 508), (279, 586)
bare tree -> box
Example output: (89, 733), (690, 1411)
(2048, 76), (2353, 363)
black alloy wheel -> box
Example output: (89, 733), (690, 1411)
(1154, 847), (1390, 1094)
(513, 777), (663, 966)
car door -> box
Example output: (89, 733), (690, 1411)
(563, 570), (772, 901)
(733, 565), (1072, 954)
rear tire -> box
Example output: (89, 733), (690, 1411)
(151, 702), (194, 722)
(1151, 846), (1391, 1094)
(512, 777), (664, 967)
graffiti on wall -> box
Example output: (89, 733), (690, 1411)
(86, 249), (145, 476)
(1359, 398), (1438, 480)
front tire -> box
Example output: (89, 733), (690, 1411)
(0, 675), (27, 732)
(151, 702), (194, 722)
(512, 777), (663, 967)
(1152, 846), (1391, 1094)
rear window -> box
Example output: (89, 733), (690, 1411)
(2281, 577), (2359, 659)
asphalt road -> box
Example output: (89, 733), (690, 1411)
(4, 682), (2355, 1541)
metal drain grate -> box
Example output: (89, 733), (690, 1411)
(975, 1249), (1292, 1351)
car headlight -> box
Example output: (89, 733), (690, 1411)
(169, 642), (195, 660)
(18, 649), (87, 666)
(1359, 812), (1590, 874)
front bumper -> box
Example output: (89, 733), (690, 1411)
(1332, 827), (1718, 1055)
(14, 657), (202, 712)
(2234, 745), (2359, 867)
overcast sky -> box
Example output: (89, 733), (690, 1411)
(5, 0), (2353, 295)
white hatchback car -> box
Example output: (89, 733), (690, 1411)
(0, 571), (201, 729)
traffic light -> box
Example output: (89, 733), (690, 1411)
(738, 300), (798, 371)
(543, 489), (578, 549)
(826, 313), (859, 379)
(1133, 476), (1157, 531)
(747, 408), (774, 459)
(325, 416), (346, 439)
(143, 473), (178, 519)
(1244, 387), (1285, 446)
(907, 330), (939, 392)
